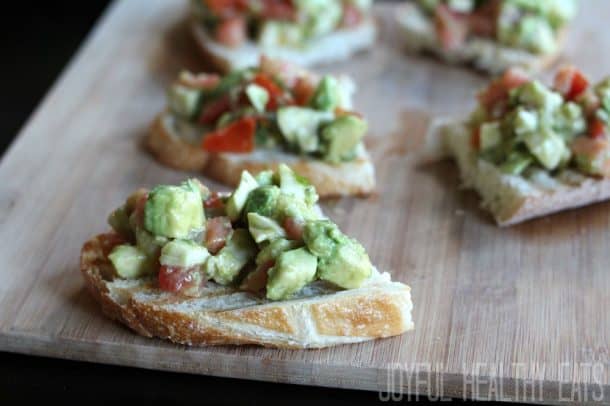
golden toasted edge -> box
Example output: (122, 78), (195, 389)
(148, 112), (376, 197)
(81, 234), (413, 348)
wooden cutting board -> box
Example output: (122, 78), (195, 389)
(0, 0), (608, 402)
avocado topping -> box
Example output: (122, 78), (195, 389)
(469, 67), (610, 179)
(165, 57), (367, 165)
(104, 165), (374, 300)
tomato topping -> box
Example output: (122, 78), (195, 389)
(341, 3), (363, 28)
(198, 95), (231, 125)
(202, 116), (256, 153)
(260, 0), (296, 21)
(253, 73), (284, 110)
(478, 68), (529, 113)
(571, 137), (610, 177)
(589, 118), (607, 139)
(435, 5), (469, 50)
(204, 192), (225, 209)
(205, 0), (248, 18)
(205, 216), (233, 254)
(292, 76), (316, 106)
(283, 217), (304, 240)
(215, 16), (246, 47)
(241, 261), (274, 293)
(158, 265), (202, 295)
(554, 66), (589, 101)
(471, 125), (481, 150)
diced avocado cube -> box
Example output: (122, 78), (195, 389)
(321, 115), (367, 164)
(275, 193), (320, 223)
(136, 227), (168, 259)
(266, 248), (317, 300)
(296, 0), (342, 38)
(144, 180), (205, 239)
(246, 84), (269, 113)
(447, 0), (474, 13)
(498, 9), (556, 54)
(555, 102), (586, 138)
(545, 0), (578, 28)
(205, 229), (257, 285)
(254, 170), (275, 186)
(479, 122), (502, 151)
(513, 109), (539, 136)
(160, 239), (210, 268)
(513, 81), (563, 113)
(244, 185), (281, 218)
(500, 151), (534, 175)
(595, 78), (610, 112)
(277, 164), (318, 206)
(255, 238), (302, 266)
(247, 213), (286, 244)
(258, 21), (305, 47)
(108, 206), (133, 239)
(277, 107), (333, 153)
(523, 127), (568, 170)
(108, 245), (151, 279)
(303, 220), (372, 289)
(226, 171), (259, 221)
(310, 76), (340, 111)
(168, 85), (201, 119)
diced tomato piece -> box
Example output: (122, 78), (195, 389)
(589, 118), (607, 139)
(554, 66), (589, 101)
(260, 0), (296, 21)
(283, 217), (304, 240)
(204, 192), (225, 209)
(435, 4), (469, 50)
(205, 0), (248, 18)
(158, 265), (202, 295)
(202, 116), (256, 153)
(253, 73), (284, 110)
(215, 16), (246, 47)
(341, 3), (363, 28)
(241, 260), (274, 293)
(198, 95), (231, 125)
(292, 76), (316, 106)
(571, 136), (610, 177)
(478, 68), (529, 112)
(205, 216), (233, 254)
(471, 125), (481, 150)
(178, 72), (220, 90)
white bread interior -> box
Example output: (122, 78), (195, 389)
(81, 233), (414, 349)
(190, 18), (377, 72)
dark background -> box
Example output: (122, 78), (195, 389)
(0, 2), (410, 404)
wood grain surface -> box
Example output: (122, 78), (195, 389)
(0, 1), (609, 402)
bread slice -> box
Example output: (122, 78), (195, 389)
(190, 18), (377, 72)
(395, 3), (562, 74)
(81, 233), (414, 348)
(438, 120), (610, 226)
(147, 112), (377, 197)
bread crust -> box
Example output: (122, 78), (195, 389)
(190, 18), (377, 72)
(147, 113), (377, 197)
(396, 3), (564, 74)
(81, 233), (414, 349)
(441, 121), (610, 226)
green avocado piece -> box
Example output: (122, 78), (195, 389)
(320, 115), (367, 164)
(303, 220), (372, 289)
(479, 122), (502, 151)
(255, 238), (302, 266)
(247, 213), (286, 244)
(275, 193), (321, 224)
(266, 247), (317, 300)
(310, 76), (340, 111)
(246, 83), (269, 113)
(254, 170), (275, 186)
(160, 239), (210, 268)
(277, 164), (318, 206)
(204, 229), (257, 285)
(499, 151), (534, 175)
(226, 171), (259, 221)
(144, 180), (205, 239)
(277, 106), (333, 153)
(136, 227), (168, 259)
(244, 185), (281, 218)
(108, 245), (152, 279)
(108, 206), (133, 240)
(523, 126), (568, 170)
(512, 81), (563, 113)
(167, 85), (201, 120)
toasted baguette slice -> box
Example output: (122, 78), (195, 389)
(439, 121), (610, 226)
(81, 233), (414, 348)
(395, 3), (562, 74)
(147, 112), (376, 197)
(190, 18), (377, 73)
